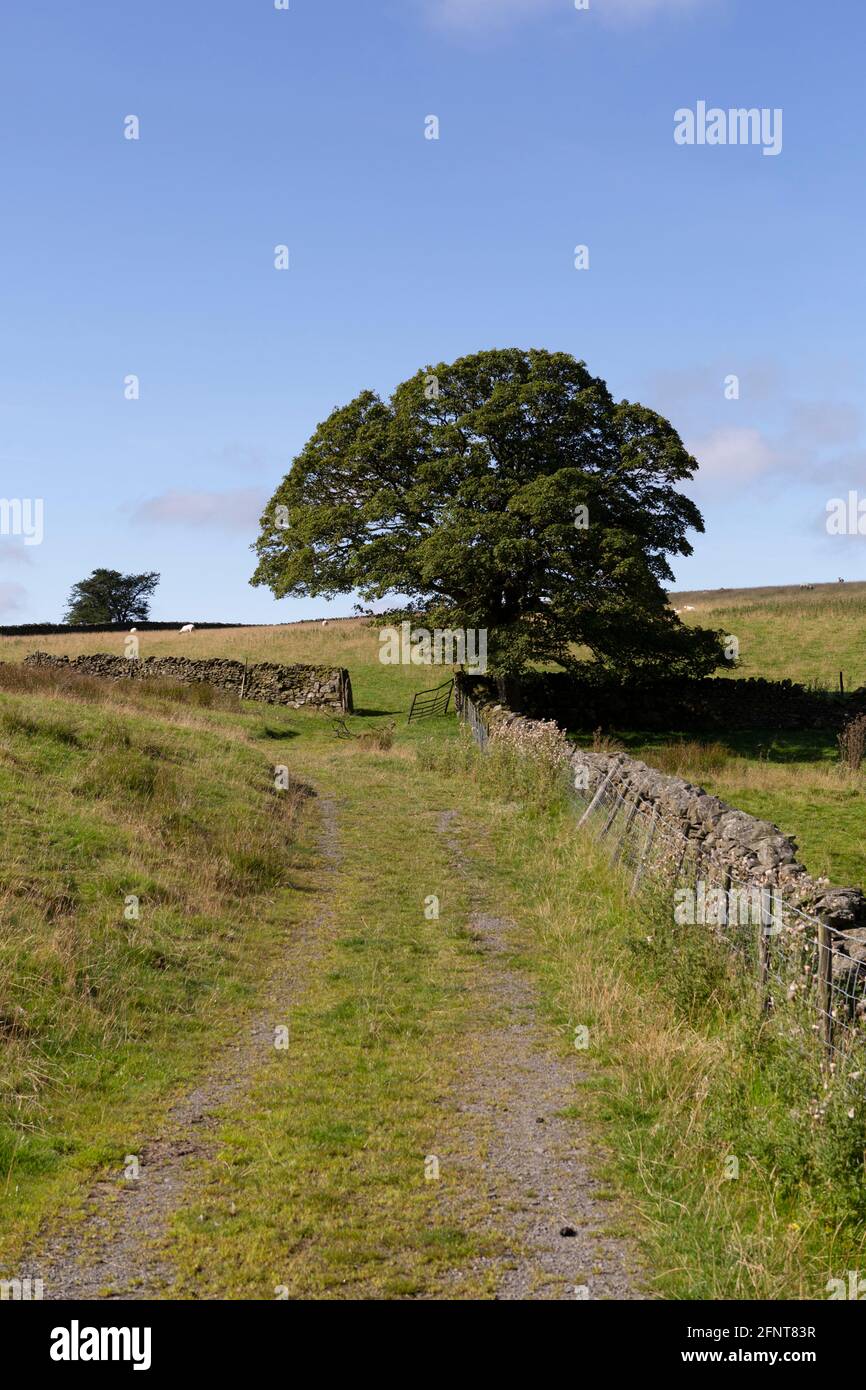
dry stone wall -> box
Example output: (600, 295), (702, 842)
(24, 651), (353, 713)
(456, 679), (866, 947)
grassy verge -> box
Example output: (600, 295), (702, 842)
(419, 732), (866, 1299)
(0, 682), (312, 1269)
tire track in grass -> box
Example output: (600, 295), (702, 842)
(435, 809), (645, 1300)
(16, 796), (341, 1300)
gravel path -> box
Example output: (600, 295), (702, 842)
(435, 809), (645, 1300)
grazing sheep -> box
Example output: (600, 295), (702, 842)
(683, 605), (696, 611)
(180, 623), (194, 633)
(322, 619), (329, 628)
(129, 627), (137, 634)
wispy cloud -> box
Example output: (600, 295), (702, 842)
(0, 582), (28, 614)
(427, 0), (704, 31)
(0, 541), (34, 567)
(129, 488), (268, 532)
(687, 426), (778, 489)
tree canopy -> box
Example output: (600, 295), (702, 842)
(251, 348), (725, 676)
(64, 569), (160, 626)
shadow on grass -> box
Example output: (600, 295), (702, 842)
(351, 707), (402, 718)
(571, 727), (839, 765)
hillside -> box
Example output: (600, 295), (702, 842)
(670, 580), (866, 688)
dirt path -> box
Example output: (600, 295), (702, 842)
(17, 786), (643, 1301)
(18, 796), (341, 1301)
(435, 809), (645, 1300)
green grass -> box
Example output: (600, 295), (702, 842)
(0, 682), (313, 1266)
(2, 592), (866, 1300)
(0, 616), (442, 716)
(166, 726), (508, 1298)
(418, 734), (866, 1299)
(582, 727), (866, 889)
(671, 579), (866, 688)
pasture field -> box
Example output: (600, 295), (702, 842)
(1, 594), (865, 1299)
(6, 604), (866, 887)
(671, 579), (866, 689)
(0, 617), (426, 717)
(601, 730), (866, 890)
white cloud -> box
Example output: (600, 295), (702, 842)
(687, 427), (777, 486)
(129, 488), (268, 532)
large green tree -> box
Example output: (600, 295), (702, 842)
(251, 349), (725, 676)
(64, 569), (160, 625)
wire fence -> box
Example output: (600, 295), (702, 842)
(458, 690), (866, 1091)
(568, 763), (866, 1085)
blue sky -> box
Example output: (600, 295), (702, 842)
(1, 0), (863, 622)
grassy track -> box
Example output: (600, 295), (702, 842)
(2, 599), (866, 1299)
(165, 730), (501, 1298)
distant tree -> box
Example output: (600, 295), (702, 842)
(251, 348), (726, 677)
(64, 569), (160, 625)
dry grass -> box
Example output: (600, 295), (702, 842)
(0, 619), (368, 669)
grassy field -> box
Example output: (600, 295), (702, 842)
(1, 596), (865, 1299)
(6, 606), (866, 887)
(604, 729), (866, 890)
(671, 579), (866, 689)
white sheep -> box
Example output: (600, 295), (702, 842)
(322, 619), (329, 628)
(683, 605), (696, 611)
(180, 623), (194, 633)
(129, 627), (137, 634)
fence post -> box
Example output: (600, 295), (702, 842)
(758, 887), (771, 1015)
(577, 760), (621, 829)
(630, 804), (658, 897)
(673, 834), (688, 885)
(817, 920), (835, 1065)
(610, 792), (640, 864)
(599, 788), (621, 839)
